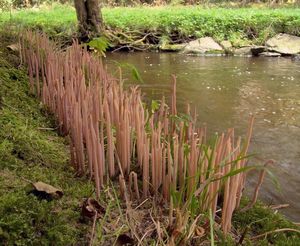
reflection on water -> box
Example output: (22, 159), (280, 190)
(105, 52), (300, 221)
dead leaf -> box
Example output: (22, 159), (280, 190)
(195, 226), (205, 237)
(7, 44), (19, 52)
(30, 181), (63, 200)
(171, 228), (182, 239)
(81, 198), (105, 219)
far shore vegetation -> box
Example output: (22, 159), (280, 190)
(1, 3), (300, 48)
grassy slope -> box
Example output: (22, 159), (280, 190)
(0, 4), (300, 46)
(0, 34), (95, 245)
(0, 32), (299, 245)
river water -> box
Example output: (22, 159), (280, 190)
(105, 52), (300, 221)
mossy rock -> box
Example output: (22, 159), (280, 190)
(159, 43), (187, 52)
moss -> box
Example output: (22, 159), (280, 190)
(159, 43), (186, 52)
(0, 33), (94, 245)
(233, 198), (300, 245)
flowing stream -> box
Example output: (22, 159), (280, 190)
(105, 52), (300, 221)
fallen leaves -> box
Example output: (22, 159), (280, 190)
(194, 226), (205, 237)
(30, 181), (63, 200)
(81, 198), (105, 219)
(7, 43), (19, 52)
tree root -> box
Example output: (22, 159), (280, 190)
(104, 27), (191, 52)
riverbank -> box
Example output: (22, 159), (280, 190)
(0, 33), (93, 244)
(1, 4), (300, 51)
(0, 31), (299, 244)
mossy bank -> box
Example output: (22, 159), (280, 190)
(0, 33), (95, 245)
(0, 32), (299, 245)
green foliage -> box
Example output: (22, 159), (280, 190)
(0, 4), (300, 45)
(87, 36), (110, 56)
(151, 99), (160, 112)
(0, 4), (77, 40)
(103, 6), (300, 45)
(209, 209), (215, 246)
(114, 61), (144, 83)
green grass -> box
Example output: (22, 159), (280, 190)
(0, 5), (77, 40)
(0, 33), (95, 245)
(1, 4), (300, 46)
(103, 6), (300, 44)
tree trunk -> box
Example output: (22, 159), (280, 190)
(74, 0), (103, 41)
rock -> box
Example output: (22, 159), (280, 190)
(234, 46), (265, 56)
(183, 37), (223, 54)
(234, 46), (252, 56)
(251, 46), (266, 56)
(291, 54), (300, 61)
(266, 33), (300, 55)
(259, 52), (281, 57)
(220, 40), (232, 50)
(159, 43), (186, 52)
